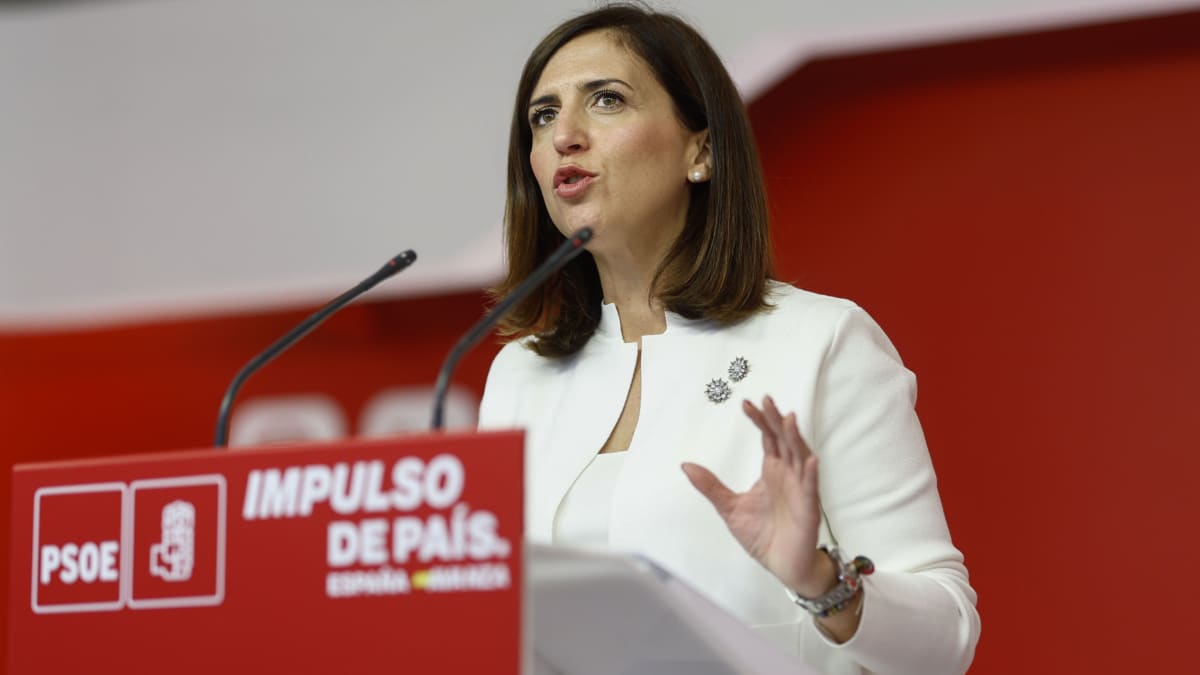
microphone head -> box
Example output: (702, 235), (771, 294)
(377, 250), (417, 280)
(570, 227), (594, 247)
(391, 250), (417, 267)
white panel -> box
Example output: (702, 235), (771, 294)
(359, 386), (479, 436)
(1, 0), (1195, 329)
(227, 394), (347, 447)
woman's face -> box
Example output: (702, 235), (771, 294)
(527, 30), (708, 260)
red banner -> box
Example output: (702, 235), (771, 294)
(9, 430), (524, 673)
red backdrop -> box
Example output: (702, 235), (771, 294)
(3, 10), (1198, 672)
(749, 10), (1200, 672)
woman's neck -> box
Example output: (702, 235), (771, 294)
(594, 249), (668, 344)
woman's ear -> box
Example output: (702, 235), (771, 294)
(687, 129), (712, 183)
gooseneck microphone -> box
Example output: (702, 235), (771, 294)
(431, 227), (593, 430)
(214, 250), (417, 448)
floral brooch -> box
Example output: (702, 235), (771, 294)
(705, 356), (750, 404)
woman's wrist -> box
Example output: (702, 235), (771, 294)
(790, 548), (874, 623)
(788, 548), (840, 598)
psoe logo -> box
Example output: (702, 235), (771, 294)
(150, 500), (195, 582)
(32, 475), (226, 614)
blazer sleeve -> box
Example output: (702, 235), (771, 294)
(478, 340), (525, 430)
(806, 305), (981, 674)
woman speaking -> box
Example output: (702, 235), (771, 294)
(479, 5), (980, 674)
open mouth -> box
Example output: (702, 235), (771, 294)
(553, 165), (598, 189)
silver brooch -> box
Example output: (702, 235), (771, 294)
(728, 356), (750, 382)
(705, 378), (732, 403)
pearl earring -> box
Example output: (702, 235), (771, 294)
(691, 170), (703, 182)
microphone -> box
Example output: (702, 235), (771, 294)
(431, 227), (593, 430)
(214, 250), (418, 448)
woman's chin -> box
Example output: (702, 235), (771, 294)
(555, 216), (604, 241)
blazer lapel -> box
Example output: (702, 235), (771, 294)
(526, 338), (638, 542)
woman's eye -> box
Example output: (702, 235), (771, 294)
(530, 107), (557, 128)
(593, 90), (624, 110)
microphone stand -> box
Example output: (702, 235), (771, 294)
(430, 228), (592, 430)
(214, 250), (417, 448)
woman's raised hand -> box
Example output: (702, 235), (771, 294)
(682, 396), (835, 596)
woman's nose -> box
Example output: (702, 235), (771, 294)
(552, 110), (588, 154)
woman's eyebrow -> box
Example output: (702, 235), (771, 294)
(527, 92), (558, 111)
(528, 78), (633, 110)
(580, 77), (632, 92)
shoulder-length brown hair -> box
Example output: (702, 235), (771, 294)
(494, 3), (773, 357)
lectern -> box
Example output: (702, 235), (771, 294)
(9, 432), (808, 674)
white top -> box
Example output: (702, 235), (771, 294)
(479, 283), (980, 675)
(553, 451), (627, 548)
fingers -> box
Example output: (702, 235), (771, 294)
(742, 400), (782, 459)
(681, 462), (737, 518)
(802, 455), (819, 496)
(782, 411), (813, 464)
(761, 396), (787, 445)
(750, 396), (813, 467)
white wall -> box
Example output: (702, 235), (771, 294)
(1, 0), (1193, 330)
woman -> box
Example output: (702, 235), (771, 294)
(478, 5), (980, 674)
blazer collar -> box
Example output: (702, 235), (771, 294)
(595, 302), (711, 343)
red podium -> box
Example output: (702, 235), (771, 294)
(9, 431), (524, 673)
(11, 430), (813, 674)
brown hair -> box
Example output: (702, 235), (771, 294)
(494, 3), (773, 357)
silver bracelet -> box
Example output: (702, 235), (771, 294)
(791, 547), (874, 618)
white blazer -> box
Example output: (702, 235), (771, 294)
(479, 284), (980, 675)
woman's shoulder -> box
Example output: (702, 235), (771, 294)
(484, 335), (576, 387)
(479, 337), (549, 428)
(762, 282), (908, 371)
(749, 282), (901, 359)
(759, 281), (863, 328)
(487, 337), (543, 378)
(766, 280), (856, 308)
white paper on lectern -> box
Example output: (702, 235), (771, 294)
(525, 543), (817, 675)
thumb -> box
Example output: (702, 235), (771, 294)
(681, 462), (737, 518)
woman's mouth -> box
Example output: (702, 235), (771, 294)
(553, 166), (598, 199)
